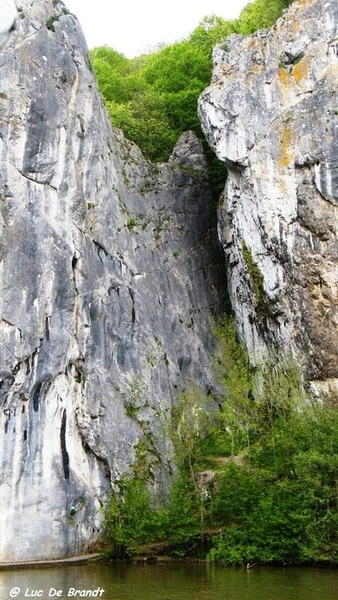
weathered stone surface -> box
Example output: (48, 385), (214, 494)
(0, 0), (17, 48)
(199, 0), (338, 383)
(0, 0), (225, 560)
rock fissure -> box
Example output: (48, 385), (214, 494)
(17, 167), (57, 190)
(60, 408), (70, 480)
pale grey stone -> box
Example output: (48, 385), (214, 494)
(0, 0), (225, 560)
(199, 0), (338, 383)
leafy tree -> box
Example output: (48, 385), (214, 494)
(89, 46), (133, 104)
(142, 40), (209, 94)
(238, 0), (293, 34)
(211, 319), (254, 456)
(103, 475), (169, 557)
(107, 88), (175, 162)
(90, 0), (293, 193)
(103, 316), (338, 566)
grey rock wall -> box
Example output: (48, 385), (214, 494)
(0, 0), (17, 48)
(0, 0), (225, 560)
(199, 0), (338, 388)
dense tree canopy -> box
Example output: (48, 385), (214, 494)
(239, 0), (292, 34)
(90, 0), (293, 171)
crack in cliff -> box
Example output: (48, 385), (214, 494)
(60, 408), (70, 479)
(17, 167), (57, 191)
(128, 287), (136, 324)
(74, 404), (112, 481)
(92, 238), (139, 282)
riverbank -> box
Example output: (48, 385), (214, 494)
(0, 553), (103, 571)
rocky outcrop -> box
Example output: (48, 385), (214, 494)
(199, 0), (338, 386)
(0, 0), (225, 560)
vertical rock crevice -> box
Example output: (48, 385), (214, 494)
(60, 408), (70, 480)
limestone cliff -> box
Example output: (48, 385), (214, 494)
(0, 0), (225, 560)
(199, 0), (338, 388)
(0, 0), (18, 48)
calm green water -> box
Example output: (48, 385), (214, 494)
(0, 562), (338, 600)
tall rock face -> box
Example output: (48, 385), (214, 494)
(0, 0), (225, 560)
(199, 0), (338, 387)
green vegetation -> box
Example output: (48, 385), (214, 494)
(104, 475), (164, 558)
(209, 394), (338, 566)
(98, 0), (321, 566)
(238, 0), (292, 34)
(90, 0), (292, 198)
(126, 217), (139, 230)
(46, 4), (70, 30)
(45, 14), (60, 31)
(103, 318), (338, 565)
(242, 240), (266, 306)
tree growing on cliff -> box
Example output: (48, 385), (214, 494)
(238, 0), (293, 34)
(103, 317), (338, 565)
(90, 0), (292, 165)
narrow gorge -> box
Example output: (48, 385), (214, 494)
(0, 0), (338, 562)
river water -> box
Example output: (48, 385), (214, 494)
(0, 562), (337, 600)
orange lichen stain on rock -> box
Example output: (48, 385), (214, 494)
(293, 21), (300, 35)
(249, 37), (261, 50)
(278, 67), (291, 87)
(278, 125), (294, 168)
(296, 0), (315, 6)
(222, 64), (237, 77)
(287, 14), (300, 36)
(278, 177), (289, 195)
(292, 55), (311, 84)
(248, 64), (264, 76)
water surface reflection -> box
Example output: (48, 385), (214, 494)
(0, 562), (337, 600)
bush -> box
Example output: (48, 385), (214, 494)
(103, 475), (169, 557)
(103, 318), (338, 566)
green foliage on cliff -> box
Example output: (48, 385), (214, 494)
(103, 319), (338, 565)
(238, 0), (292, 34)
(242, 240), (266, 307)
(103, 318), (338, 565)
(104, 475), (168, 557)
(209, 397), (338, 565)
(90, 0), (293, 170)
